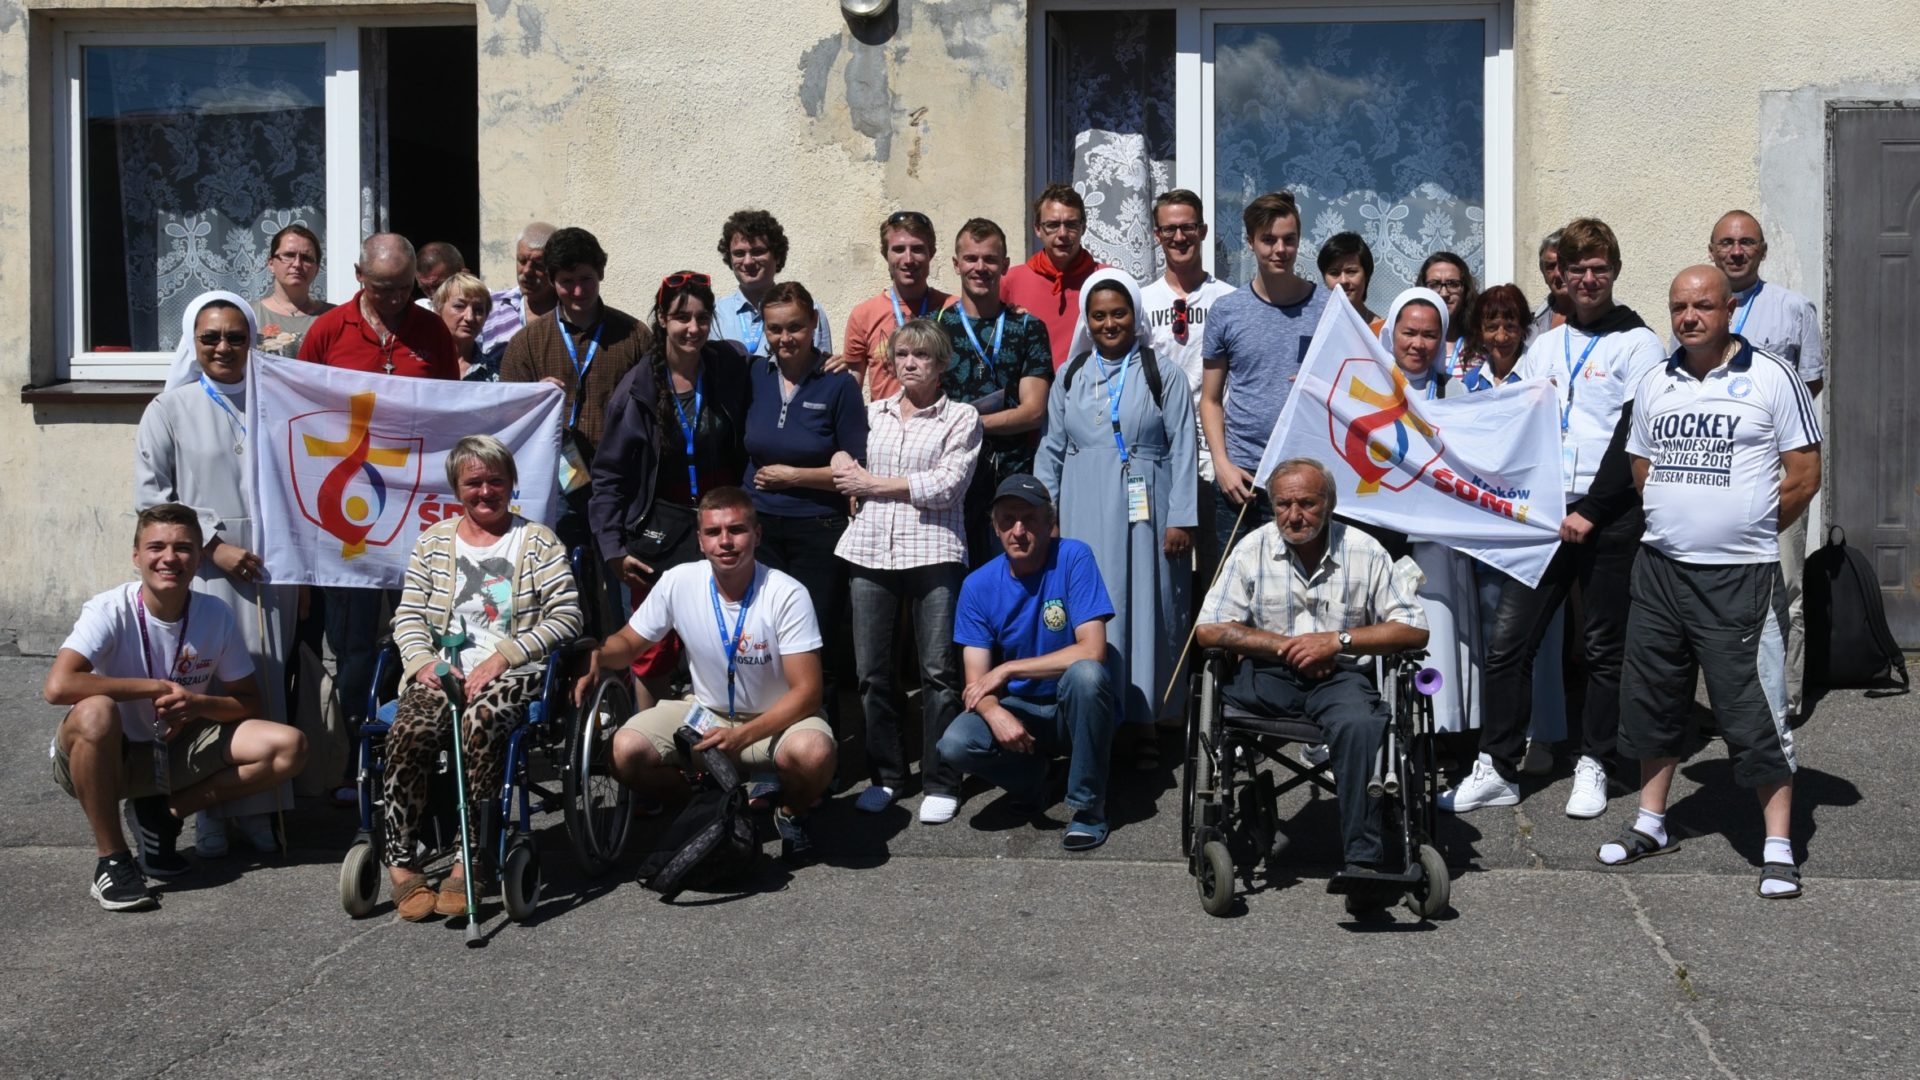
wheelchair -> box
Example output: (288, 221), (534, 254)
(338, 553), (638, 923)
(1181, 648), (1450, 919)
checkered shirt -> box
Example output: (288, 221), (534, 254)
(1198, 521), (1426, 666)
(834, 392), (982, 570)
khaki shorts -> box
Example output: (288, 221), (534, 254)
(53, 717), (235, 799)
(621, 699), (832, 770)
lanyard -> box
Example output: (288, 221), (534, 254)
(199, 374), (246, 439)
(738, 307), (766, 356)
(958, 310), (1007, 374)
(1560, 330), (1600, 434)
(132, 587), (192, 686)
(559, 321), (604, 427)
(1447, 339), (1465, 376)
(1101, 347), (1138, 467)
(708, 572), (759, 719)
(670, 368), (704, 499)
(887, 287), (930, 329)
(1733, 281), (1762, 337)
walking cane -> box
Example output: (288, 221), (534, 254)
(436, 618), (483, 946)
(1158, 497), (1253, 717)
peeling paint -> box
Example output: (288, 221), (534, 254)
(484, 0), (513, 17)
(925, 0), (1016, 91)
(516, 4), (545, 56)
(798, 35), (841, 119)
(0, 2), (20, 36)
(843, 43), (894, 161)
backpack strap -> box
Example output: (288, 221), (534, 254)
(1062, 350), (1165, 410)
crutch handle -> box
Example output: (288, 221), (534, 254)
(435, 662), (466, 712)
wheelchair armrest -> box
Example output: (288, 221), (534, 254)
(560, 637), (600, 659)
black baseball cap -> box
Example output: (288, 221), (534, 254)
(991, 474), (1051, 509)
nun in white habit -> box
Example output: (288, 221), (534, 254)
(134, 290), (297, 854)
(1376, 287), (1483, 734)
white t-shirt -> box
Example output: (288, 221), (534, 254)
(1140, 274), (1237, 481)
(1515, 320), (1667, 497)
(59, 584), (253, 744)
(627, 561), (822, 716)
(1627, 343), (1821, 564)
(450, 526), (523, 671)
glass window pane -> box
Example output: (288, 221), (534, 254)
(1213, 21), (1484, 302)
(83, 43), (326, 353)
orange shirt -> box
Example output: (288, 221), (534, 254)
(843, 287), (953, 400)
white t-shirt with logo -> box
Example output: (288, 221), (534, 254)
(450, 525), (524, 672)
(59, 584), (254, 744)
(627, 561), (822, 716)
(1627, 343), (1821, 564)
(1141, 274), (1237, 481)
(1515, 321), (1667, 497)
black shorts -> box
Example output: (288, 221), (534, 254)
(1619, 546), (1795, 787)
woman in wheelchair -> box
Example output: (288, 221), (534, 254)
(1192, 458), (1428, 908)
(383, 436), (583, 920)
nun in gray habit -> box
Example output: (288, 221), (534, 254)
(1037, 268), (1198, 761)
(134, 290), (297, 854)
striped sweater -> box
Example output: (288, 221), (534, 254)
(392, 515), (583, 683)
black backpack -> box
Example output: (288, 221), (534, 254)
(1061, 349), (1165, 409)
(1804, 526), (1911, 693)
(635, 727), (760, 900)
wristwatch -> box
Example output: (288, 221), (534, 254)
(1336, 631), (1353, 651)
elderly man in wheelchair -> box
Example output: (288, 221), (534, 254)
(1191, 456), (1432, 915)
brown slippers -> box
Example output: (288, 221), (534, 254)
(392, 872), (436, 922)
(434, 868), (471, 917)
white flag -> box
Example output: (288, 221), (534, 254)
(250, 361), (566, 588)
(1254, 290), (1566, 587)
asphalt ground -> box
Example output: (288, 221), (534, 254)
(1, 654), (1914, 1079)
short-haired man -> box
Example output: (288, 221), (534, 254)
(298, 233), (458, 378)
(478, 221), (558, 364)
(936, 218), (1055, 566)
(714, 209), (833, 358)
(1199, 190), (1331, 557)
(415, 240), (466, 303)
(1599, 265), (1821, 899)
(1194, 459), (1428, 911)
(1526, 228), (1570, 345)
(1000, 183), (1103, 370)
(43, 504), (308, 910)
(1708, 209), (1825, 718)
(588, 486), (835, 861)
(842, 210), (953, 400)
(1446, 218), (1669, 819)
(936, 476), (1117, 849)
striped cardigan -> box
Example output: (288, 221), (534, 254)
(392, 515), (583, 683)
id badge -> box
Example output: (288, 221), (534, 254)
(1126, 473), (1150, 523)
(682, 702), (716, 735)
(557, 439), (590, 494)
(1561, 444), (1578, 492)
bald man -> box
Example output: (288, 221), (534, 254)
(1708, 210), (1824, 717)
(1600, 265), (1820, 899)
(414, 240), (466, 300)
(479, 221), (560, 365)
(297, 233), (458, 379)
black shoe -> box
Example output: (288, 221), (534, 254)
(125, 797), (190, 879)
(775, 810), (816, 864)
(91, 853), (157, 912)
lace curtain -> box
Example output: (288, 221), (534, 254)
(1048, 11), (1175, 283)
(1213, 20), (1485, 301)
(87, 44), (327, 352)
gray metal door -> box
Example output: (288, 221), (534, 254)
(1830, 104), (1920, 645)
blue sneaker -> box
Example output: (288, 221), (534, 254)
(774, 810), (815, 863)
(853, 785), (896, 813)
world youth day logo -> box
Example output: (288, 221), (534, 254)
(1326, 358), (1445, 495)
(289, 392), (423, 559)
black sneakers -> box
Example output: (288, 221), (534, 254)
(774, 810), (815, 864)
(91, 853), (156, 912)
(124, 796), (191, 878)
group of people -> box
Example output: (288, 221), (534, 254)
(45, 182), (1825, 913)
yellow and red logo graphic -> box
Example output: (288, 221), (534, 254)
(289, 392), (423, 560)
(1326, 358), (1444, 494)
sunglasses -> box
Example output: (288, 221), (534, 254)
(1171, 298), (1190, 344)
(657, 270), (713, 311)
(887, 210), (933, 230)
(196, 331), (251, 347)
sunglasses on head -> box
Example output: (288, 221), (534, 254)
(1171, 298), (1190, 344)
(887, 210), (933, 230)
(196, 331), (250, 347)
(657, 270), (712, 311)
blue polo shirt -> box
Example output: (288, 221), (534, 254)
(955, 538), (1114, 700)
(743, 355), (869, 518)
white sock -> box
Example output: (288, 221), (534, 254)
(1760, 836), (1797, 896)
(1599, 808), (1667, 865)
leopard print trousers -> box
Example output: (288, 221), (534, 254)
(381, 672), (539, 869)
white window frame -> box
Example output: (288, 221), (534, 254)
(1029, 1), (1514, 287)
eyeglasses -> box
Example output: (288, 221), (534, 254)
(1712, 237), (1762, 251)
(196, 331), (250, 347)
(273, 252), (318, 266)
(1171, 298), (1190, 344)
(1423, 279), (1466, 294)
(887, 210), (933, 230)
(1563, 263), (1615, 281)
(1155, 224), (1203, 238)
(1037, 218), (1085, 234)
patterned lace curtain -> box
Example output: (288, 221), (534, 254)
(86, 44), (326, 352)
(1048, 11), (1176, 283)
(1213, 20), (1485, 301)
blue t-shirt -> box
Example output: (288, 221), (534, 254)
(1202, 281), (1330, 472)
(743, 356), (869, 518)
(954, 538), (1115, 700)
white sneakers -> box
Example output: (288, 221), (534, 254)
(1438, 756), (1519, 813)
(1565, 756), (1609, 819)
(918, 794), (959, 825)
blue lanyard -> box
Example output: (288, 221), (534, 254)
(887, 287), (930, 328)
(559, 320), (604, 427)
(1733, 281), (1762, 337)
(1447, 339), (1465, 376)
(1101, 347), (1138, 466)
(958, 310), (1006, 373)
(738, 306), (766, 356)
(198, 374), (246, 437)
(670, 369), (704, 499)
(708, 573), (758, 719)
(1560, 330), (1600, 433)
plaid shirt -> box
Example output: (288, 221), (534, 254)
(1198, 521), (1426, 666)
(834, 392), (982, 570)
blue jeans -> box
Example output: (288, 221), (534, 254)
(1211, 484), (1271, 560)
(936, 659), (1115, 816)
(322, 586), (389, 726)
(849, 563), (965, 796)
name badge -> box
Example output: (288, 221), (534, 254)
(682, 702), (717, 735)
(1561, 445), (1578, 492)
(1126, 473), (1150, 523)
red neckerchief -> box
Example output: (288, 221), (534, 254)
(1025, 249), (1094, 295)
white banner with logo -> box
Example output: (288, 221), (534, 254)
(251, 361), (565, 588)
(1254, 290), (1567, 587)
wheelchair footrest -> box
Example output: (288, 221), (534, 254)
(1325, 867), (1423, 894)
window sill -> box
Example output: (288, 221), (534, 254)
(19, 379), (164, 405)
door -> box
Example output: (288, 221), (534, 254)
(1830, 104), (1920, 645)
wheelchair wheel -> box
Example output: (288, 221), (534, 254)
(501, 840), (542, 922)
(564, 677), (635, 876)
(1197, 839), (1236, 917)
(1406, 843), (1451, 919)
(339, 841), (380, 918)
